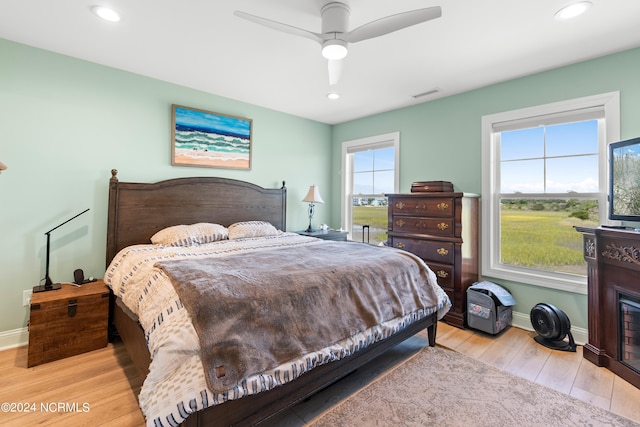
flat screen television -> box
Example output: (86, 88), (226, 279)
(609, 136), (640, 222)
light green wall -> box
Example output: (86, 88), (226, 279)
(331, 47), (640, 330)
(2, 36), (639, 336)
(0, 39), (331, 333)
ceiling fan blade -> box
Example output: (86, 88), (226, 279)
(234, 10), (323, 44)
(328, 59), (343, 86)
(344, 6), (442, 43)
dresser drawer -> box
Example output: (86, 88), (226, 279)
(391, 216), (454, 237)
(426, 262), (454, 288)
(390, 237), (455, 264)
(390, 197), (454, 217)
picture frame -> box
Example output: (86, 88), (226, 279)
(171, 104), (252, 170)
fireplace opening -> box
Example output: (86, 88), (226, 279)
(620, 296), (640, 375)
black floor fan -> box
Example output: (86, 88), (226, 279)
(530, 303), (577, 352)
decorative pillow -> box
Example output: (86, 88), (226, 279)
(228, 221), (281, 240)
(151, 223), (228, 246)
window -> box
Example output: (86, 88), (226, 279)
(341, 132), (399, 244)
(481, 92), (620, 293)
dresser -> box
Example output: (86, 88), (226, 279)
(386, 192), (479, 328)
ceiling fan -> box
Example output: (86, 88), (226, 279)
(234, 2), (442, 85)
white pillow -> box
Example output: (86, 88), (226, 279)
(228, 221), (281, 239)
(151, 223), (228, 246)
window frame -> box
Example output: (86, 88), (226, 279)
(341, 132), (400, 240)
(481, 92), (620, 294)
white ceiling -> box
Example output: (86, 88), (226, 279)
(1, 1), (639, 125)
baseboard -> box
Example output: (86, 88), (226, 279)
(512, 310), (587, 346)
(0, 327), (28, 351)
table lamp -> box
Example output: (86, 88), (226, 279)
(302, 185), (324, 232)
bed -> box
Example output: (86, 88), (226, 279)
(104, 169), (450, 427)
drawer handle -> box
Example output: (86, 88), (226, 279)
(395, 202), (405, 210)
(396, 242), (405, 249)
(437, 222), (449, 231)
(436, 270), (449, 278)
(437, 248), (449, 256)
(396, 219), (405, 227)
(437, 202), (449, 210)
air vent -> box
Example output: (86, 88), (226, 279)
(412, 88), (440, 99)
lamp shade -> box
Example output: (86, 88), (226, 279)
(0, 161), (6, 172)
(302, 185), (324, 204)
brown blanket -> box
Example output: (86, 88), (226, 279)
(156, 241), (439, 393)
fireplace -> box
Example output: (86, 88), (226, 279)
(575, 226), (640, 390)
(620, 296), (640, 374)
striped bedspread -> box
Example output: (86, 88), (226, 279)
(105, 232), (451, 427)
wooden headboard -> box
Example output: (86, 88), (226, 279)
(106, 169), (287, 266)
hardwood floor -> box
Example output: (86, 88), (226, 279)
(0, 340), (145, 426)
(0, 322), (638, 426)
(436, 322), (640, 424)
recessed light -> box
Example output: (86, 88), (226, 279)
(554, 1), (592, 21)
(327, 92), (340, 100)
(91, 6), (121, 22)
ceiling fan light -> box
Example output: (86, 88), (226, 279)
(322, 40), (348, 60)
(554, 1), (592, 21)
(91, 5), (121, 22)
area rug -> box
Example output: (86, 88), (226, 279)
(308, 346), (639, 427)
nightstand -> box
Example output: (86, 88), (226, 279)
(296, 229), (348, 241)
(28, 280), (110, 367)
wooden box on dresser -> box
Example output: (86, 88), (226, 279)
(386, 192), (479, 328)
(28, 280), (110, 367)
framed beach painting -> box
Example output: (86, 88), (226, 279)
(171, 104), (252, 170)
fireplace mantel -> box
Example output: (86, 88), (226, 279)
(576, 226), (640, 390)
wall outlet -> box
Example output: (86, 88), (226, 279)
(23, 289), (33, 307)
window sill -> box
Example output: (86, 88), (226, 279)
(482, 265), (588, 295)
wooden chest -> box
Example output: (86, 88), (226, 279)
(386, 192), (479, 328)
(28, 281), (110, 367)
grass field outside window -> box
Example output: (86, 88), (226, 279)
(352, 205), (388, 244)
(500, 200), (598, 275)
